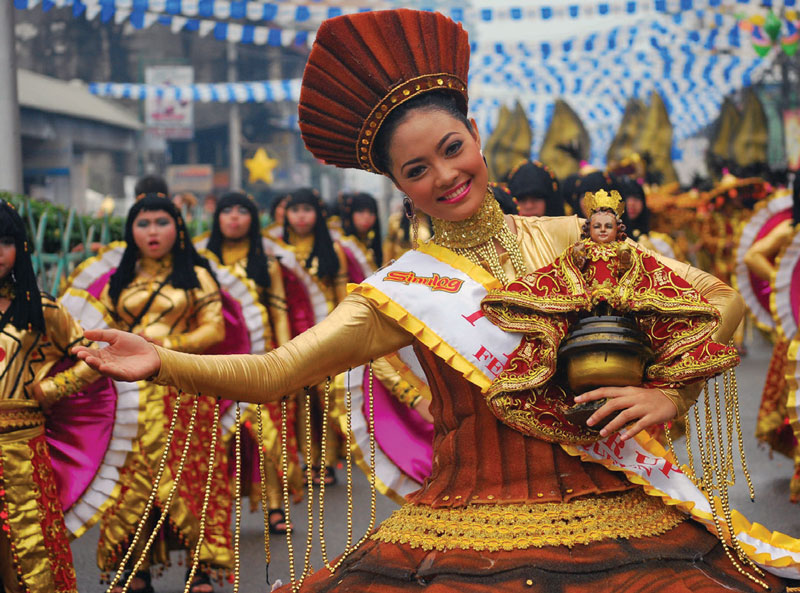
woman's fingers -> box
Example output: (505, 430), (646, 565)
(83, 328), (124, 343)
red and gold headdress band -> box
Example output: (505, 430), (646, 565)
(298, 9), (470, 173)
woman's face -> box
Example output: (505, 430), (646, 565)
(517, 195), (547, 217)
(132, 209), (177, 260)
(352, 209), (377, 235)
(286, 203), (317, 237)
(0, 236), (16, 282)
(625, 196), (643, 220)
(387, 109), (488, 222)
(219, 204), (252, 241)
(589, 211), (618, 244)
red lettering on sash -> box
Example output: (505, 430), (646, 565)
(473, 345), (506, 377)
(462, 310), (485, 326)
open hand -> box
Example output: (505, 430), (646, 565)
(73, 329), (160, 382)
(573, 386), (677, 441)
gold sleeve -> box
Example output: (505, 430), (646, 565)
(631, 242), (745, 416)
(154, 293), (413, 403)
(743, 219), (794, 282)
(333, 242), (350, 305)
(36, 300), (101, 407)
(266, 257), (292, 347)
(162, 267), (225, 353)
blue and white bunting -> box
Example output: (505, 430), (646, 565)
(88, 79), (301, 102)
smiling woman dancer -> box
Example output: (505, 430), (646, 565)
(76, 9), (800, 592)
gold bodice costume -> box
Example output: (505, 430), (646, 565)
(0, 296), (99, 593)
(99, 255), (224, 351)
(94, 255), (232, 574)
(2, 296), (99, 408)
(220, 239), (291, 346)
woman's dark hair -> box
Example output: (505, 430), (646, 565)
(618, 176), (650, 237)
(793, 174), (800, 226)
(207, 191), (270, 289)
(134, 175), (169, 198)
(489, 183), (519, 215)
(341, 192), (383, 267)
(506, 161), (564, 216)
(372, 91), (472, 175)
(283, 188), (340, 281)
(0, 201), (45, 333)
(109, 195), (217, 307)
(581, 208), (627, 242)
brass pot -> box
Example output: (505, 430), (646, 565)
(558, 315), (653, 395)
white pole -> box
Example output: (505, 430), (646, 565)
(0, 3), (22, 194)
(227, 42), (242, 190)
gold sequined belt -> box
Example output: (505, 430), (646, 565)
(372, 488), (685, 552)
(0, 401), (45, 434)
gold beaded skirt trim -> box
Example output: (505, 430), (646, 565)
(0, 401), (45, 434)
(371, 487), (685, 552)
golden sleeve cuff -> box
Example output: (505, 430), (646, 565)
(154, 293), (413, 403)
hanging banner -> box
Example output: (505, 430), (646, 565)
(144, 65), (194, 140)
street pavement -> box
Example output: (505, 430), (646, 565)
(71, 329), (800, 592)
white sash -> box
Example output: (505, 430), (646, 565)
(360, 245), (522, 390)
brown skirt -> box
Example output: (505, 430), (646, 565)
(277, 520), (794, 593)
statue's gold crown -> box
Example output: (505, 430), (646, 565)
(582, 189), (625, 217)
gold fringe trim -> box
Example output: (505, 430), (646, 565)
(371, 488), (685, 552)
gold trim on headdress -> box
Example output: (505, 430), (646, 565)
(358, 73), (467, 173)
(582, 189), (625, 217)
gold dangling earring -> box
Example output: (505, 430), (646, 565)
(402, 196), (419, 250)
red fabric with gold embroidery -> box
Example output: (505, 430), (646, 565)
(480, 240), (739, 443)
(29, 434), (77, 593)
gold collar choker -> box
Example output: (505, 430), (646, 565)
(431, 190), (507, 250)
(431, 189), (526, 283)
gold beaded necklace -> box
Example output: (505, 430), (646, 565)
(431, 189), (527, 284)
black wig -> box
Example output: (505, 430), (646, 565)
(618, 176), (650, 237)
(108, 195), (217, 307)
(506, 161), (564, 216)
(283, 188), (340, 281)
(0, 201), (45, 333)
(207, 192), (270, 289)
(341, 192), (383, 268)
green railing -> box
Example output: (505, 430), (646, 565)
(2, 193), (125, 295)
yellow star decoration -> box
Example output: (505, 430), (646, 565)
(245, 147), (279, 185)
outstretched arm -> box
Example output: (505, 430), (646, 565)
(76, 293), (413, 404)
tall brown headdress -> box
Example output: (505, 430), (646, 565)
(298, 9), (470, 173)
